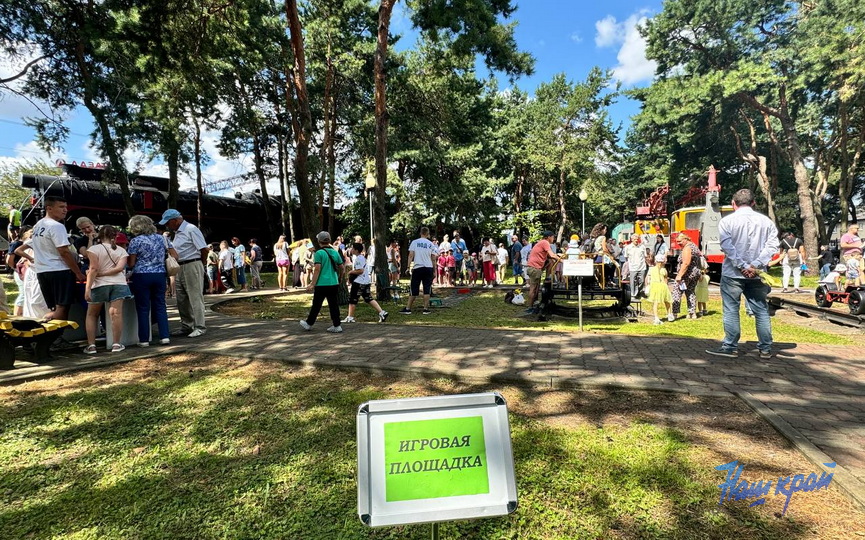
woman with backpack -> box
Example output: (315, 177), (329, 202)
(780, 232), (806, 293)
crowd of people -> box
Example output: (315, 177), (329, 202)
(3, 204), (217, 354)
(4, 188), (863, 359)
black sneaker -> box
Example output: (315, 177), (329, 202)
(379, 311), (389, 323)
(399, 308), (412, 315)
(422, 309), (432, 315)
(706, 348), (738, 358)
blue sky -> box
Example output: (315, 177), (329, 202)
(0, 0), (660, 188)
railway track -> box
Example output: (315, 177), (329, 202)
(767, 294), (865, 330)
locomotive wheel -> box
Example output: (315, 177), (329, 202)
(849, 290), (865, 315)
(814, 286), (833, 308)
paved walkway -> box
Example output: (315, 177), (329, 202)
(2, 289), (863, 507)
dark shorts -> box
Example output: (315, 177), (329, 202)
(37, 269), (77, 309)
(349, 282), (373, 305)
(410, 266), (434, 296)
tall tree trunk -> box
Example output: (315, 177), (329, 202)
(277, 130), (289, 237)
(167, 143), (180, 209)
(556, 167), (568, 244)
(731, 113), (776, 222)
(327, 103), (337, 234)
(738, 91), (819, 270)
(373, 0), (397, 298)
(73, 43), (134, 217)
(285, 0), (319, 243)
(317, 42), (334, 230)
(193, 117), (204, 228)
(251, 133), (279, 241)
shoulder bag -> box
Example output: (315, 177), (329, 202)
(163, 236), (181, 277)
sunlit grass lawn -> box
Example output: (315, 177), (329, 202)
(218, 290), (852, 346)
(2, 354), (860, 539)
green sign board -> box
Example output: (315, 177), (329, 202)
(357, 392), (518, 527)
(384, 416), (489, 501)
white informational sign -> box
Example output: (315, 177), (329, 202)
(357, 393), (518, 527)
(563, 259), (594, 277)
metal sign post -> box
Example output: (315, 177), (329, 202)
(562, 259), (595, 332)
(578, 277), (583, 332)
(357, 393), (518, 529)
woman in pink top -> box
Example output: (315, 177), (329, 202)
(84, 226), (133, 354)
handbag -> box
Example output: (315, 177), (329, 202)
(164, 236), (181, 277)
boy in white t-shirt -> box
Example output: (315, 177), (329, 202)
(342, 243), (388, 323)
(819, 264), (845, 291)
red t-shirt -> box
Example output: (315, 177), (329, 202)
(445, 255), (455, 268)
(527, 239), (551, 269)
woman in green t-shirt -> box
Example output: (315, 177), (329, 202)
(299, 231), (345, 333)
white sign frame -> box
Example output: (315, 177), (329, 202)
(563, 259), (594, 277)
(357, 392), (518, 527)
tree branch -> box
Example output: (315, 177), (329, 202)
(0, 55), (46, 84)
(736, 92), (781, 118)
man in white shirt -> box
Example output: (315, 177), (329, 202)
(624, 235), (649, 299)
(708, 189), (779, 359)
(16, 197), (86, 321)
(520, 237), (532, 282)
(159, 209), (208, 337)
(400, 226), (438, 315)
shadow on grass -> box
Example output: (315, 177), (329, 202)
(0, 359), (820, 539)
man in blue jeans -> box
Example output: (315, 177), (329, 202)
(707, 189), (779, 359)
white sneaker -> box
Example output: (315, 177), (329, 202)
(378, 311), (389, 323)
(299, 320), (311, 331)
(667, 313), (675, 322)
(653, 318), (662, 325)
(188, 329), (205, 338)
(138, 342), (150, 347)
(225, 288), (235, 294)
(326, 325), (343, 333)
(341, 316), (356, 323)
(159, 338), (170, 345)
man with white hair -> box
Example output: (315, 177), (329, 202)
(624, 234), (649, 299)
(159, 209), (208, 337)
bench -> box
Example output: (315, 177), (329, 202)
(0, 313), (80, 370)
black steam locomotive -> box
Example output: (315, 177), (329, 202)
(19, 163), (334, 254)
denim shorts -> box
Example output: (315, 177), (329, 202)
(90, 284), (133, 304)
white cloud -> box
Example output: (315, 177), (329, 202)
(570, 32), (583, 44)
(0, 141), (68, 171)
(594, 16), (621, 47)
(594, 12), (657, 86)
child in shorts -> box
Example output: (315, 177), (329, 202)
(445, 249), (456, 286)
(847, 251), (862, 287)
(342, 243), (388, 324)
(695, 271), (710, 316)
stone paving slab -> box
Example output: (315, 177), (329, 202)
(1, 289), (863, 508)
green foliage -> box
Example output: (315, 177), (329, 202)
(0, 159), (56, 209)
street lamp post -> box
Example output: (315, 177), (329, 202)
(579, 188), (588, 237)
(365, 168), (376, 250)
(577, 188), (588, 332)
